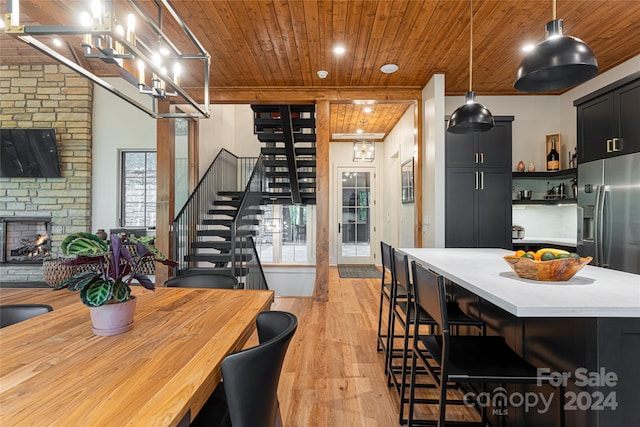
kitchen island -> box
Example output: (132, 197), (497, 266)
(399, 248), (640, 427)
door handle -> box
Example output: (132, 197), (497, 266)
(474, 152), (479, 164)
(474, 171), (479, 190)
(594, 185), (604, 266)
(479, 152), (484, 164)
(479, 171), (484, 190)
(612, 138), (622, 152)
(338, 223), (341, 233)
(606, 139), (613, 153)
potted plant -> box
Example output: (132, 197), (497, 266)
(54, 232), (177, 336)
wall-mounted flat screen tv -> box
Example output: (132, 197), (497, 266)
(0, 128), (61, 177)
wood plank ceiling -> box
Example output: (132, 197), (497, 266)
(2, 0), (640, 139)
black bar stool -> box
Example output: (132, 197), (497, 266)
(407, 261), (565, 427)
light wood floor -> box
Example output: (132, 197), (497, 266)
(267, 266), (478, 427)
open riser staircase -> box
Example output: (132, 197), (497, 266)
(251, 104), (317, 205)
(172, 105), (316, 287)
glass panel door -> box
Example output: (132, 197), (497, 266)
(338, 168), (374, 264)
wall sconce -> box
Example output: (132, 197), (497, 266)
(4, 0), (210, 119)
(353, 140), (375, 162)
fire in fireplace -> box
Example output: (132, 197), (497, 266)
(10, 234), (51, 260)
(0, 217), (52, 264)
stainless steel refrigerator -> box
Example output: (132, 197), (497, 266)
(577, 153), (640, 274)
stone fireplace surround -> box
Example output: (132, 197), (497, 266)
(0, 64), (93, 283)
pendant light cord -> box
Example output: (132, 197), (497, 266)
(552, 0), (557, 20)
(469, 0), (473, 92)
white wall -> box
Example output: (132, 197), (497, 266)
(422, 74), (447, 248)
(92, 78), (155, 232)
(382, 105), (416, 248)
(197, 104), (261, 178)
(263, 266), (315, 296)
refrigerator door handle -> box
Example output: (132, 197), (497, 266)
(594, 185), (602, 266)
(594, 185), (607, 267)
(601, 185), (611, 268)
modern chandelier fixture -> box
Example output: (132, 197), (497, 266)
(514, 0), (598, 92)
(353, 139), (375, 162)
(3, 0), (210, 118)
(447, 0), (494, 134)
(353, 120), (375, 162)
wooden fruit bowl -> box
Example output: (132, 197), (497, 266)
(503, 255), (593, 281)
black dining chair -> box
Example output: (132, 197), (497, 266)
(386, 249), (485, 424)
(407, 262), (564, 427)
(190, 311), (298, 427)
(0, 304), (53, 328)
(164, 272), (237, 289)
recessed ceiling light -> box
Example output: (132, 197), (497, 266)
(380, 63), (399, 74)
(53, 38), (63, 47)
(333, 45), (346, 55)
(317, 70), (328, 79)
(363, 107), (372, 113)
(0, 20), (5, 29)
(522, 44), (535, 53)
(356, 128), (363, 134)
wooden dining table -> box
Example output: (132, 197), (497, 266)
(0, 286), (274, 426)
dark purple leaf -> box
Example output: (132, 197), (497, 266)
(110, 234), (123, 278)
(136, 241), (151, 258)
(133, 273), (155, 291)
(158, 258), (179, 268)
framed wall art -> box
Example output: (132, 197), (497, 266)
(401, 159), (414, 204)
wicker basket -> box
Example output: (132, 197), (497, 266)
(43, 258), (76, 288)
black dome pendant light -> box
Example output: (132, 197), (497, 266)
(514, 0), (598, 92)
(447, 0), (494, 134)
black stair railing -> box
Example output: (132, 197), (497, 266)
(230, 155), (268, 284)
(243, 236), (269, 290)
(172, 149), (256, 274)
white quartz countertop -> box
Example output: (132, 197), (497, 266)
(512, 237), (577, 247)
(398, 248), (640, 318)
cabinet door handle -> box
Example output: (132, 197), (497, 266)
(480, 152), (484, 164)
(606, 139), (613, 153)
(480, 171), (484, 190)
(612, 138), (622, 152)
(474, 171), (479, 189)
(474, 152), (479, 164)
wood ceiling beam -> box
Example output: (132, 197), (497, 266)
(200, 87), (422, 104)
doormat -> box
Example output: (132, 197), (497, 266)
(337, 264), (382, 278)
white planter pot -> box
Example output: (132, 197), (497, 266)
(89, 296), (137, 336)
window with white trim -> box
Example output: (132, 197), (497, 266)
(120, 151), (156, 227)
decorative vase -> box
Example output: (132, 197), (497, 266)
(89, 296), (137, 336)
(95, 229), (108, 240)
